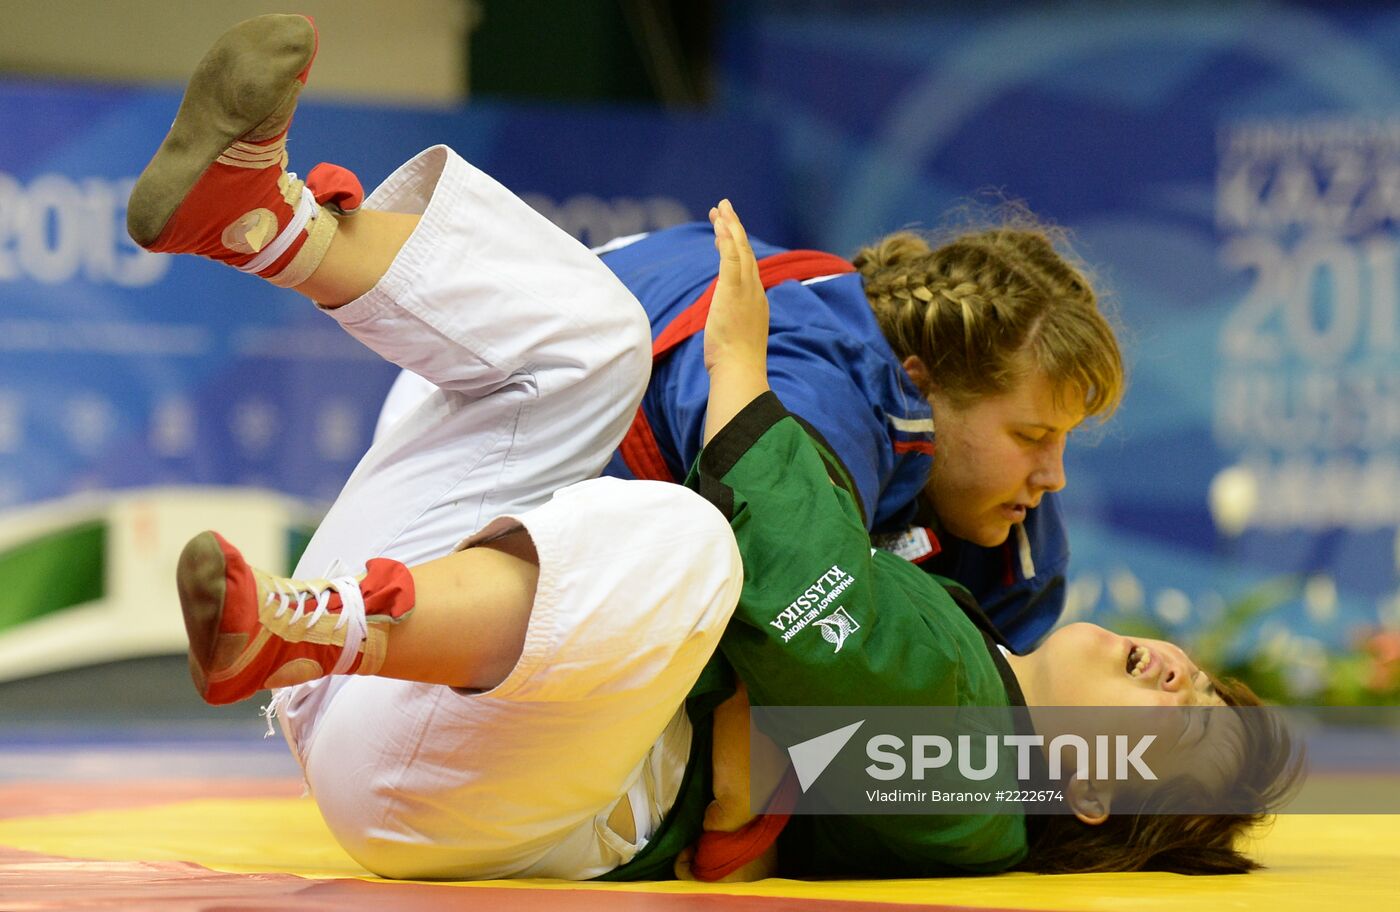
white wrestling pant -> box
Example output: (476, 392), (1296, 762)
(271, 146), (742, 880)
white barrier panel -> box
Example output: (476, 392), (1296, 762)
(0, 486), (320, 683)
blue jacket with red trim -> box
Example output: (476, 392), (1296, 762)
(598, 223), (1067, 652)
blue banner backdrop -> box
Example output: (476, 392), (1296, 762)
(0, 83), (781, 507)
(8, 1), (1400, 694)
(720, 0), (1400, 686)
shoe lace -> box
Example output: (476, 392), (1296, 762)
(265, 558), (369, 677)
(236, 172), (319, 276)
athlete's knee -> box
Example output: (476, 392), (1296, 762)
(639, 481), (743, 623)
(548, 478), (742, 626)
(608, 292), (652, 392)
(677, 486), (741, 573)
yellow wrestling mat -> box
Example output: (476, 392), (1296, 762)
(0, 791), (1393, 909)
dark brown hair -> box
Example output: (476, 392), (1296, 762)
(1019, 676), (1306, 874)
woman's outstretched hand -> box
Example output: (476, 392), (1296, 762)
(702, 200), (772, 445)
(704, 199), (770, 375)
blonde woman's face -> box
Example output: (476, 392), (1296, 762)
(924, 368), (1083, 548)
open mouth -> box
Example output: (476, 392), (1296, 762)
(1126, 644), (1153, 678)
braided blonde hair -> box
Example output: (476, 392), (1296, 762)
(854, 215), (1123, 418)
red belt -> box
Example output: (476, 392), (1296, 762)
(617, 250), (856, 482)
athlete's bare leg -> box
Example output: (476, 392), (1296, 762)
(293, 210), (421, 308)
(377, 531), (538, 689)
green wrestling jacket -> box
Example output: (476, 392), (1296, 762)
(603, 392), (1030, 880)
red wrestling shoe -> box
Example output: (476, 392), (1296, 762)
(176, 531), (414, 705)
(127, 14), (361, 288)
